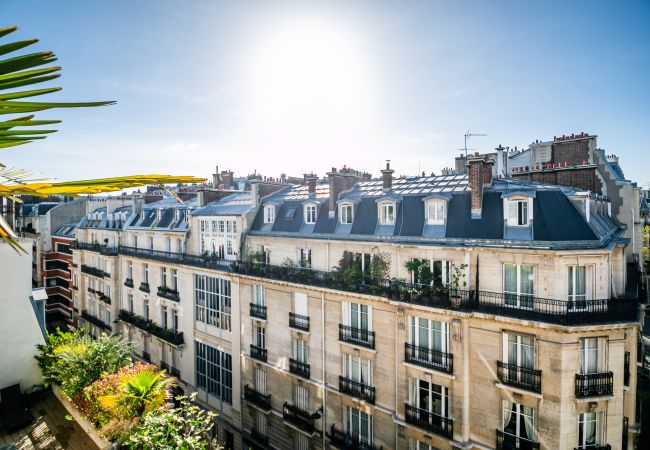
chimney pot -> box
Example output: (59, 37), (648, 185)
(381, 160), (394, 191)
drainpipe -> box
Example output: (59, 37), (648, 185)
(321, 291), (327, 449)
(394, 305), (400, 448)
(631, 207), (636, 265)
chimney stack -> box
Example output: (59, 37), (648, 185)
(327, 167), (364, 218)
(467, 155), (494, 219)
(495, 145), (506, 178)
(305, 174), (318, 195)
(212, 166), (220, 188)
(381, 160), (394, 191)
(220, 170), (234, 190)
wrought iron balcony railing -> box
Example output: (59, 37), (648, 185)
(244, 384), (271, 411)
(118, 310), (184, 346)
(118, 245), (232, 270)
(250, 303), (267, 320)
(81, 311), (111, 332)
(157, 286), (180, 302)
(289, 358), (310, 379)
(80, 264), (109, 279)
(328, 425), (382, 450)
(575, 372), (614, 398)
(282, 402), (315, 434)
(339, 324), (375, 349)
(497, 361), (542, 393)
(404, 404), (453, 439)
(404, 343), (453, 374)
(124, 278), (134, 288)
(339, 376), (375, 403)
(496, 430), (540, 450)
(71, 241), (117, 256)
(139, 282), (150, 293)
(289, 312), (310, 331)
(250, 344), (267, 362)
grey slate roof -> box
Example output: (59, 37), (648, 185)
(53, 222), (78, 238)
(126, 198), (194, 231)
(79, 206), (133, 230)
(23, 202), (59, 217)
(192, 193), (255, 216)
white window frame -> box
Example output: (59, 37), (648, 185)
(378, 201), (396, 225)
(503, 332), (535, 369)
(253, 285), (265, 306)
(579, 337), (607, 374)
(578, 411), (605, 449)
(342, 302), (372, 332)
(506, 197), (532, 227)
(345, 406), (373, 445)
(264, 205), (275, 224)
(568, 265), (593, 311)
(503, 263), (535, 309)
(502, 401), (535, 441)
(293, 337), (309, 364)
(426, 200), (446, 225)
(409, 316), (449, 353)
(342, 353), (373, 385)
(408, 377), (448, 418)
(304, 203), (318, 224)
(339, 203), (354, 224)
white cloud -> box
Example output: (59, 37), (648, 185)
(164, 142), (202, 152)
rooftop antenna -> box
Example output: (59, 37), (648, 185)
(464, 130), (487, 158)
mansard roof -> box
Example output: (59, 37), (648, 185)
(192, 193), (255, 216)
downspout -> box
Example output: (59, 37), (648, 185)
(395, 305), (400, 449)
(321, 291), (327, 449)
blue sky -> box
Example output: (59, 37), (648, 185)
(2, 0), (649, 186)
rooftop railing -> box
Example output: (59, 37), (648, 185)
(80, 264), (110, 279)
(118, 245), (232, 270)
(71, 241), (117, 256)
(118, 310), (184, 346)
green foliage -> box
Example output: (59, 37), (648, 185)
(100, 368), (176, 418)
(281, 257), (297, 268)
(404, 258), (432, 285)
(642, 225), (650, 263)
(35, 329), (134, 397)
(448, 263), (468, 291)
(369, 250), (391, 280)
(125, 394), (222, 450)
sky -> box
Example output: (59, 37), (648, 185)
(2, 0), (649, 186)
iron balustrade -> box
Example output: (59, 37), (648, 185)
(118, 310), (184, 346)
(250, 344), (267, 362)
(282, 402), (315, 434)
(289, 312), (310, 331)
(339, 376), (375, 403)
(339, 324), (375, 349)
(98, 293), (111, 305)
(244, 384), (271, 411)
(250, 429), (269, 446)
(328, 425), (382, 450)
(289, 358), (310, 379)
(249, 303), (267, 320)
(157, 286), (180, 302)
(575, 372), (614, 398)
(496, 430), (540, 450)
(71, 241), (117, 256)
(497, 361), (542, 393)
(139, 282), (150, 293)
(404, 404), (453, 439)
(231, 261), (639, 326)
(80, 264), (109, 278)
(404, 343), (453, 374)
(574, 446), (611, 450)
(118, 245), (232, 270)
(124, 278), (134, 288)
(81, 311), (112, 332)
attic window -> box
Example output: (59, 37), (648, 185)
(140, 211), (145, 221)
(378, 202), (395, 225)
(339, 203), (353, 224)
(304, 204), (317, 224)
(264, 205), (275, 224)
(507, 199), (530, 226)
(285, 208), (297, 220)
(174, 210), (180, 222)
(426, 200), (446, 225)
(184, 210), (189, 221)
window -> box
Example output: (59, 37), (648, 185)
(133, 235), (138, 248)
(264, 205), (275, 224)
(295, 433), (309, 450)
(340, 203), (353, 224)
(504, 333), (535, 369)
(253, 325), (266, 348)
(345, 406), (373, 446)
(127, 261), (133, 279)
(578, 412), (605, 449)
(161, 267), (167, 286)
(171, 269), (178, 290)
(342, 302), (371, 331)
(226, 239), (233, 255)
(508, 199), (529, 226)
(286, 208), (297, 220)
(200, 220), (206, 232)
(408, 378), (448, 419)
(503, 264), (534, 308)
(293, 384), (309, 411)
(253, 285), (265, 306)
(379, 202), (395, 225)
(260, 245), (271, 264)
(219, 220), (225, 233)
(148, 236), (154, 250)
(304, 204), (317, 224)
(426, 201), (446, 225)
(195, 341), (232, 404)
(254, 409), (267, 437)
(161, 305), (168, 329)
(579, 337), (607, 374)
(294, 293), (308, 317)
(343, 354), (373, 385)
(143, 264), (149, 283)
(293, 337), (308, 364)
(167, 237), (171, 253)
(568, 265), (592, 310)
(254, 367), (267, 394)
(156, 209), (161, 221)
(409, 438), (436, 450)
(299, 248), (312, 268)
(144, 300), (149, 321)
(194, 275), (232, 331)
(172, 309), (178, 333)
(176, 238), (182, 253)
(502, 402), (535, 443)
(409, 317), (449, 354)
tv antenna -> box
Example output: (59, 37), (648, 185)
(464, 130), (487, 158)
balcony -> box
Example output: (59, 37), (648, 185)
(124, 278), (134, 288)
(139, 282), (150, 293)
(339, 376), (375, 404)
(575, 372), (614, 398)
(497, 361), (542, 393)
(250, 303), (267, 320)
(118, 310), (184, 346)
(81, 311), (111, 332)
(496, 430), (540, 450)
(249, 429), (269, 447)
(289, 358), (310, 379)
(405, 404), (453, 439)
(339, 324), (375, 349)
(98, 293), (111, 305)
(282, 402), (315, 434)
(574, 446), (611, 450)
(118, 245), (232, 270)
(289, 312), (310, 331)
(157, 286), (180, 302)
(244, 385), (271, 411)
(328, 425), (382, 450)
(231, 261), (639, 326)
(80, 264), (109, 279)
(250, 344), (267, 362)
(71, 241), (117, 256)
(404, 343), (453, 374)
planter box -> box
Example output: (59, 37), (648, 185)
(52, 385), (113, 450)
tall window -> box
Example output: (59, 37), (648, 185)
(253, 326), (266, 349)
(143, 300), (149, 321)
(172, 309), (178, 333)
(426, 201), (445, 225)
(171, 269), (178, 290)
(133, 235), (138, 248)
(508, 199), (529, 226)
(504, 333), (535, 369)
(160, 267), (167, 286)
(293, 337), (308, 364)
(148, 236), (154, 250)
(128, 294), (133, 313)
(167, 237), (172, 253)
(503, 264), (534, 308)
(342, 302), (371, 331)
(409, 317), (449, 356)
(299, 248), (312, 268)
(294, 293), (308, 317)
(345, 406), (373, 446)
(254, 367), (266, 394)
(254, 410), (267, 437)
(578, 412), (605, 449)
(379, 203), (395, 225)
(293, 384), (309, 411)
(409, 438), (435, 450)
(161, 305), (168, 329)
(264, 205), (275, 224)
(195, 341), (232, 404)
(340, 203), (353, 224)
(143, 264), (149, 283)
(568, 266), (591, 310)
(342, 354), (373, 386)
(503, 402), (535, 443)
(304, 204), (317, 224)
(409, 378), (448, 419)
(579, 337), (607, 374)
(127, 261), (133, 279)
(253, 285), (265, 306)
(260, 245), (271, 264)
(194, 275), (232, 331)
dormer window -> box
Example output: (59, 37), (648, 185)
(426, 201), (446, 225)
(508, 199), (529, 226)
(339, 203), (353, 224)
(264, 205), (275, 224)
(304, 204), (318, 224)
(174, 210), (180, 222)
(379, 202), (395, 225)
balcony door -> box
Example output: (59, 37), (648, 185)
(579, 337), (607, 374)
(410, 317), (449, 354)
(503, 264), (534, 309)
(503, 402), (535, 444)
(343, 302), (371, 331)
(343, 354), (373, 386)
(568, 265), (593, 311)
(409, 378), (448, 419)
(293, 337), (308, 364)
(345, 406), (373, 445)
(293, 384), (309, 411)
(578, 412), (605, 449)
(504, 333), (535, 369)
(255, 367), (266, 395)
(253, 285), (265, 307)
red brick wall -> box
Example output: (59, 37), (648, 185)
(512, 167), (601, 194)
(552, 140), (590, 166)
(467, 158), (494, 211)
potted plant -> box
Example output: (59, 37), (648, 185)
(448, 263), (468, 308)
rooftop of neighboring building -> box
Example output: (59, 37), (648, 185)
(21, 202), (60, 217)
(192, 192), (256, 216)
(125, 197), (196, 231)
(52, 222), (78, 238)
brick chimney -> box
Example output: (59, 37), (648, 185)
(467, 155), (494, 219)
(328, 167), (363, 218)
(220, 170), (234, 190)
(381, 160), (394, 191)
(305, 174), (318, 195)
